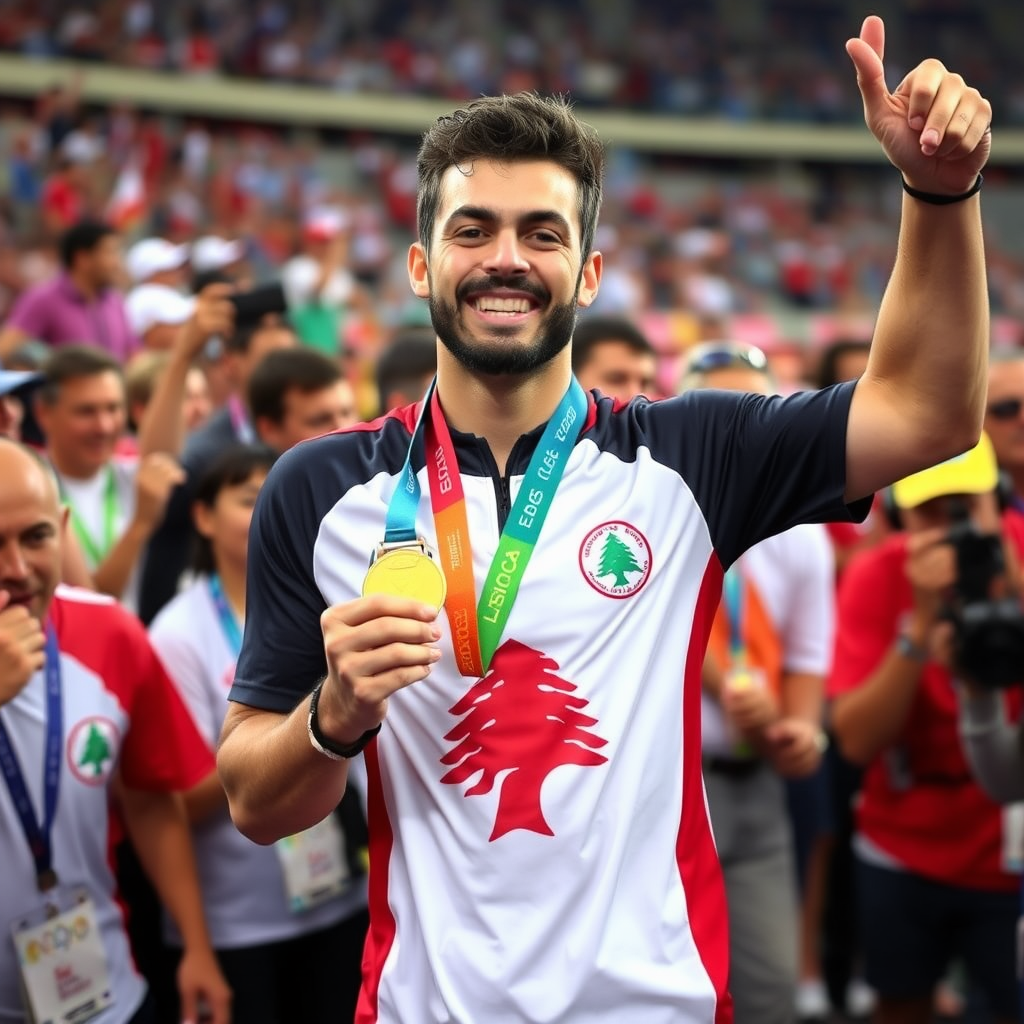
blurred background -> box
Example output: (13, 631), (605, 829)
(0, 0), (1021, 395)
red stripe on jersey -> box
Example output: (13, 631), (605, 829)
(677, 555), (733, 1024)
(355, 741), (396, 1024)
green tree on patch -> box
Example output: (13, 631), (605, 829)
(597, 533), (642, 587)
(79, 724), (111, 776)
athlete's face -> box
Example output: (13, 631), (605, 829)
(0, 443), (66, 623)
(408, 159), (601, 377)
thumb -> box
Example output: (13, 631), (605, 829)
(0, 590), (10, 613)
(846, 17), (888, 111)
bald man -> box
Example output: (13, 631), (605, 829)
(0, 439), (230, 1024)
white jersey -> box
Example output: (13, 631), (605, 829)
(232, 383), (865, 1024)
(0, 588), (213, 1023)
(149, 578), (366, 949)
(701, 523), (835, 755)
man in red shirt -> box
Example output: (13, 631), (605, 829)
(829, 434), (1021, 1024)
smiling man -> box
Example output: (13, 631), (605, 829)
(219, 19), (993, 1024)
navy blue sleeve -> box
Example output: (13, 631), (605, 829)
(632, 379), (869, 568)
(229, 442), (331, 713)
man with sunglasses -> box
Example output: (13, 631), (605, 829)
(984, 351), (1024, 514)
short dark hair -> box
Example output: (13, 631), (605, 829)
(190, 443), (278, 575)
(816, 339), (871, 390)
(224, 317), (296, 355)
(247, 348), (341, 425)
(375, 327), (437, 413)
(571, 315), (654, 373)
(59, 221), (117, 270)
(37, 344), (123, 405)
(416, 92), (605, 260)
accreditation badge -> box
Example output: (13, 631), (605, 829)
(362, 539), (447, 609)
(10, 889), (113, 1024)
(1002, 802), (1024, 873)
(276, 814), (349, 913)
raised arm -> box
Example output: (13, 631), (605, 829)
(843, 16), (992, 502)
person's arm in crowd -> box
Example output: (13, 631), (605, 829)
(219, 594), (440, 844)
(115, 782), (232, 1024)
(0, 323), (29, 362)
(841, 17), (991, 502)
(182, 771), (228, 824)
(91, 455), (186, 599)
(138, 286), (235, 459)
(956, 686), (1024, 804)
(832, 526), (950, 764)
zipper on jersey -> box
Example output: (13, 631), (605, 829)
(495, 472), (512, 532)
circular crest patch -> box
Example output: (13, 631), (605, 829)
(67, 716), (120, 786)
(579, 520), (652, 599)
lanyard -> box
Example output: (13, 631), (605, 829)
(385, 376), (585, 676)
(722, 564), (746, 661)
(67, 465), (119, 567)
(228, 395), (256, 444)
(207, 574), (243, 657)
(0, 627), (62, 891)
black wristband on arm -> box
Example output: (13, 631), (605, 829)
(902, 174), (983, 205)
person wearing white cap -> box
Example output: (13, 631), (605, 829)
(829, 434), (1023, 1024)
(280, 206), (359, 357)
(125, 238), (195, 351)
(191, 236), (246, 279)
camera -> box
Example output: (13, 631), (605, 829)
(227, 282), (288, 326)
(944, 498), (1024, 689)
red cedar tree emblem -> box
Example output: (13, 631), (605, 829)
(440, 639), (609, 841)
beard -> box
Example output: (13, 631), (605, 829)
(429, 275), (579, 377)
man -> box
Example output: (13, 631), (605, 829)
(681, 341), (833, 1024)
(33, 346), (183, 612)
(137, 308), (356, 622)
(0, 439), (229, 1024)
(829, 434), (1021, 1024)
(0, 222), (138, 363)
(984, 349), (1024, 510)
(375, 325), (438, 415)
(572, 314), (658, 401)
(124, 237), (195, 352)
(219, 19), (991, 1023)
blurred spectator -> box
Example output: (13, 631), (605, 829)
(34, 344), (184, 611)
(984, 350), (1024, 511)
(280, 206), (357, 357)
(829, 436), (1022, 1024)
(191, 235), (247, 291)
(0, 221), (139, 363)
(40, 130), (102, 236)
(572, 314), (658, 401)
(374, 325), (437, 414)
(0, 360), (40, 442)
(148, 444), (370, 1023)
(124, 237), (195, 351)
(124, 350), (211, 441)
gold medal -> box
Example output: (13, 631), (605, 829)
(363, 542), (447, 608)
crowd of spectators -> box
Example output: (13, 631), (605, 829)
(0, 0), (1020, 126)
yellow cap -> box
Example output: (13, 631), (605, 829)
(890, 433), (999, 510)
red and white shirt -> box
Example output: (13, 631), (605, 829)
(0, 587), (213, 1023)
(232, 383), (865, 1024)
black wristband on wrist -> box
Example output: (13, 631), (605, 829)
(902, 173), (983, 205)
(307, 680), (381, 760)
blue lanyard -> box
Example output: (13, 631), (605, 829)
(0, 626), (62, 891)
(208, 575), (243, 657)
(722, 564), (746, 657)
(384, 379), (434, 543)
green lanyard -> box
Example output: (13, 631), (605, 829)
(66, 466), (119, 567)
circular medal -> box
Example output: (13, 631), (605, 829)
(363, 547), (447, 608)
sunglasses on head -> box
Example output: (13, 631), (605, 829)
(987, 397), (1024, 421)
(685, 343), (769, 376)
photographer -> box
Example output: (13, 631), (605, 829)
(829, 433), (1023, 1024)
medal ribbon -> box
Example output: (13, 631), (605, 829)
(384, 377), (586, 675)
(208, 574), (243, 657)
(428, 378), (585, 675)
(723, 564), (747, 665)
(66, 465), (119, 566)
(0, 626), (63, 891)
